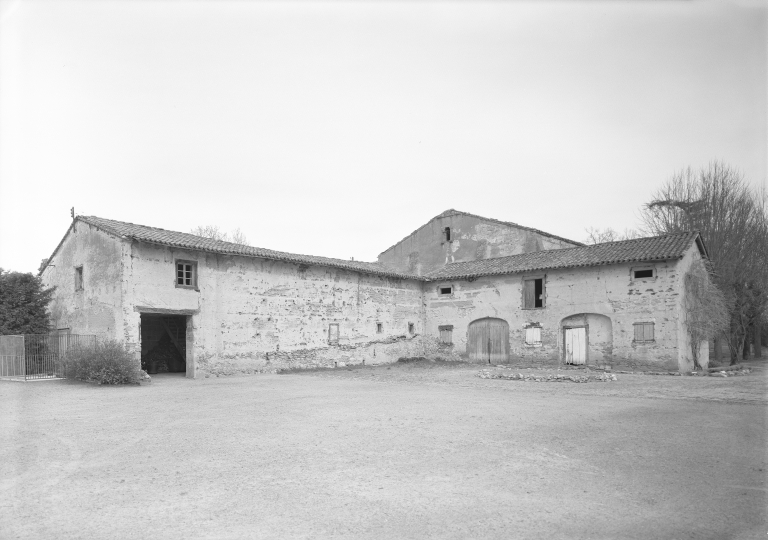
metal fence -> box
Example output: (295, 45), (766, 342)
(0, 334), (97, 381)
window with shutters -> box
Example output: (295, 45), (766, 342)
(175, 260), (198, 289)
(438, 325), (453, 345)
(524, 324), (542, 346)
(328, 323), (339, 345)
(522, 276), (545, 309)
(633, 322), (655, 343)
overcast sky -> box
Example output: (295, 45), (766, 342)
(0, 0), (765, 273)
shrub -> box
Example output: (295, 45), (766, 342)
(64, 339), (142, 385)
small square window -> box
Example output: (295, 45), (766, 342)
(524, 325), (542, 346)
(439, 285), (453, 296)
(376, 323), (383, 334)
(175, 260), (198, 289)
(74, 266), (83, 291)
(633, 322), (655, 343)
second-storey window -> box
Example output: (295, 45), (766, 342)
(176, 260), (198, 289)
(523, 277), (545, 309)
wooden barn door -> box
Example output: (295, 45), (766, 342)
(467, 318), (509, 363)
(564, 327), (587, 365)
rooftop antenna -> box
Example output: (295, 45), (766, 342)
(71, 207), (75, 220)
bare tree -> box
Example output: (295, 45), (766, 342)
(190, 225), (250, 246)
(584, 227), (641, 245)
(683, 258), (729, 369)
(640, 162), (768, 364)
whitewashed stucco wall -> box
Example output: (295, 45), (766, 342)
(122, 242), (425, 376)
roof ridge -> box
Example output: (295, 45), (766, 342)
(377, 208), (584, 257)
(74, 215), (422, 280)
(425, 231), (701, 280)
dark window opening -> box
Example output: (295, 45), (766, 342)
(376, 323), (383, 334)
(524, 278), (545, 309)
(634, 269), (654, 279)
(74, 266), (83, 291)
(176, 260), (197, 289)
(408, 323), (415, 334)
(444, 227), (451, 242)
(439, 286), (453, 295)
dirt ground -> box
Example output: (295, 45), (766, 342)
(1, 361), (766, 540)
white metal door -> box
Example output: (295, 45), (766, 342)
(565, 327), (586, 365)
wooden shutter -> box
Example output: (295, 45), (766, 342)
(634, 323), (643, 341)
(523, 280), (535, 308)
(526, 327), (541, 344)
(643, 323), (654, 342)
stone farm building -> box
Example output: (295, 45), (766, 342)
(39, 209), (710, 376)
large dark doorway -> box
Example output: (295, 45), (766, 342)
(467, 317), (510, 363)
(140, 314), (187, 374)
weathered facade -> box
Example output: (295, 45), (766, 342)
(378, 209), (582, 276)
(40, 211), (709, 376)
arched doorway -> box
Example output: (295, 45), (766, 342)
(467, 317), (509, 363)
(560, 313), (613, 366)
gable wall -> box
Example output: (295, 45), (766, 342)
(378, 214), (578, 276)
(121, 242), (425, 376)
(425, 257), (686, 371)
(40, 222), (126, 338)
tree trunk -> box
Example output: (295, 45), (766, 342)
(755, 324), (762, 358)
(742, 326), (751, 360)
(713, 335), (722, 364)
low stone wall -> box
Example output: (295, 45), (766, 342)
(195, 334), (439, 376)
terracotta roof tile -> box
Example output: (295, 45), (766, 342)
(426, 231), (702, 280)
(78, 216), (423, 280)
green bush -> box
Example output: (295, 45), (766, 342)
(64, 339), (142, 385)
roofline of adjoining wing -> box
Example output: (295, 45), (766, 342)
(424, 230), (705, 282)
(377, 209), (585, 257)
(43, 216), (424, 281)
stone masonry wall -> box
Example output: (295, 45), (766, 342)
(41, 221), (125, 339)
(424, 252), (696, 371)
(378, 213), (579, 276)
(121, 242), (425, 377)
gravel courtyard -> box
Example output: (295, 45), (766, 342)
(1, 361), (766, 540)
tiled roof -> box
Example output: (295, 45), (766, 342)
(426, 231), (703, 280)
(76, 216), (423, 280)
(378, 208), (584, 256)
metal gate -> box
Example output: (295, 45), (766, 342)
(0, 334), (96, 381)
(467, 317), (510, 363)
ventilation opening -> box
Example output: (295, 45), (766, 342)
(439, 286), (453, 295)
(634, 269), (654, 279)
(376, 323), (383, 334)
(444, 227), (451, 242)
(408, 323), (414, 334)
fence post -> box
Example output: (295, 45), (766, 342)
(21, 335), (26, 380)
